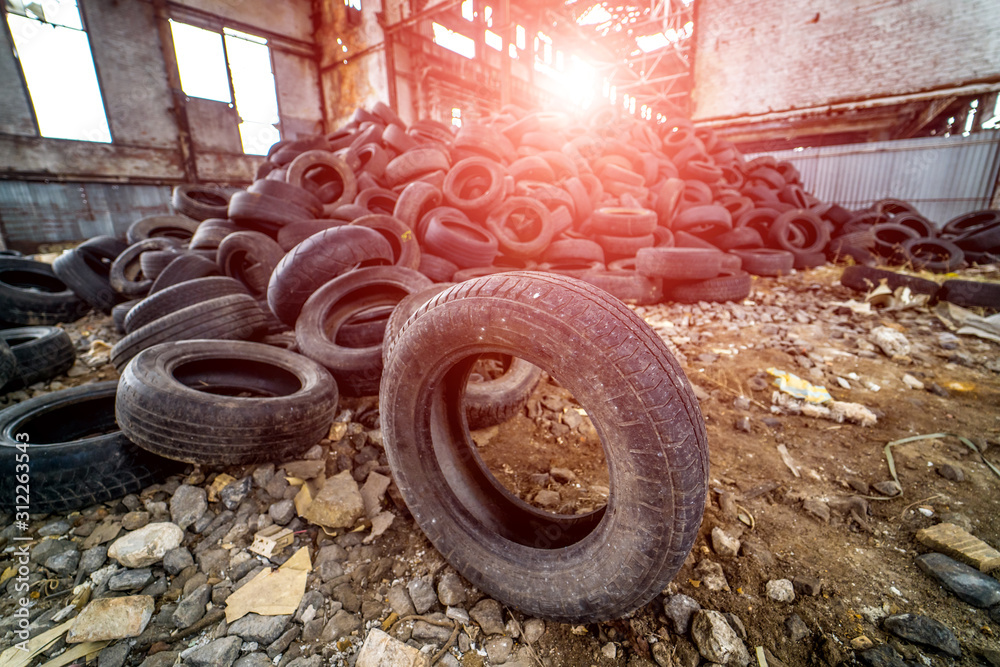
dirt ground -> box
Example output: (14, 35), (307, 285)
(3, 262), (999, 666)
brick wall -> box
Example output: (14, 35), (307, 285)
(692, 0), (1000, 120)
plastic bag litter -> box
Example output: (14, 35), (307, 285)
(766, 368), (832, 404)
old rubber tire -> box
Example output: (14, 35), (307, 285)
(0, 382), (180, 513)
(217, 231), (285, 299)
(149, 253), (220, 294)
(52, 236), (128, 313)
(0, 339), (15, 388)
(0, 326), (75, 389)
(109, 238), (179, 298)
(636, 247), (722, 281)
(111, 293), (267, 372)
(172, 184), (230, 221)
(126, 215), (200, 245)
(663, 270), (753, 304)
(901, 237), (964, 274)
(729, 248), (794, 276)
(116, 340), (338, 465)
(112, 299), (141, 334)
(938, 279), (1000, 310)
(839, 265), (940, 297)
(123, 276), (249, 334)
(0, 258), (88, 326)
(380, 271), (708, 622)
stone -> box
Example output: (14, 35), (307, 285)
(197, 548), (230, 578)
(533, 489), (561, 508)
(765, 579), (795, 603)
(734, 416), (752, 433)
(108, 568), (154, 591)
(437, 572), (466, 606)
(872, 481), (901, 497)
(321, 609), (362, 641)
(870, 327), (910, 357)
(234, 654), (273, 667)
(690, 610), (751, 666)
(221, 476), (252, 510)
(724, 613), (747, 641)
(740, 538), (776, 569)
(162, 546), (194, 576)
(412, 616), (453, 643)
(295, 590), (326, 624)
(253, 463), (275, 489)
(851, 636), (874, 650)
(44, 548), (80, 576)
(549, 467), (577, 484)
(711, 527), (741, 557)
(792, 575), (822, 597)
(407, 576), (438, 614)
(651, 641), (673, 667)
(693, 559), (729, 591)
(916, 522), (1000, 572)
(387, 584), (417, 617)
(78, 546), (107, 575)
(303, 470), (365, 529)
(98, 643), (130, 667)
(30, 537), (75, 564)
(173, 583), (211, 628)
(183, 636), (242, 667)
(445, 606), (470, 624)
(916, 553), (1000, 608)
(673, 638), (702, 667)
(663, 594), (701, 635)
(228, 613), (292, 644)
(269, 498), (296, 525)
(356, 628), (431, 667)
(858, 644), (909, 667)
(121, 511), (150, 531)
(107, 522), (183, 568)
(67, 595), (154, 643)
(902, 374), (924, 390)
(267, 626), (299, 658)
(784, 613), (810, 641)
(471, 598), (505, 635)
(522, 618), (545, 644)
(883, 613), (961, 657)
(170, 485), (207, 530)
(360, 471), (391, 519)
(802, 499), (830, 522)
(485, 636), (515, 664)
(39, 518), (72, 536)
(936, 464), (965, 482)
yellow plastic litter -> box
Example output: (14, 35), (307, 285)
(766, 368), (832, 404)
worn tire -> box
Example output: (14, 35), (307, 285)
(112, 299), (141, 334)
(123, 276), (249, 334)
(217, 231), (285, 299)
(172, 184), (230, 221)
(126, 215), (200, 245)
(901, 237), (964, 273)
(380, 271), (708, 622)
(0, 326), (75, 389)
(109, 238), (179, 298)
(0, 382), (181, 512)
(635, 247), (722, 281)
(938, 279), (1000, 310)
(350, 214), (421, 270)
(839, 265), (940, 297)
(0, 258), (88, 325)
(149, 254), (220, 294)
(52, 236), (128, 313)
(0, 339), (15, 388)
(116, 340), (338, 465)
(729, 248), (794, 276)
(663, 270), (752, 303)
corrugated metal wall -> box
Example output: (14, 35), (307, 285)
(0, 182), (172, 252)
(746, 132), (1000, 226)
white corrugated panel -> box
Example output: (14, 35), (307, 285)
(746, 132), (1000, 226)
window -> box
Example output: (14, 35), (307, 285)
(485, 29), (502, 51)
(5, 0), (111, 142)
(451, 108), (462, 128)
(432, 22), (475, 59)
(169, 20), (280, 155)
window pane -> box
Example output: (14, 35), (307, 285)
(432, 22), (475, 59)
(6, 0), (83, 30)
(7, 14), (111, 142)
(170, 20), (231, 103)
(238, 121), (279, 156)
(224, 31), (279, 155)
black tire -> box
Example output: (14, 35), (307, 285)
(112, 299), (141, 334)
(938, 279), (1000, 310)
(267, 225), (394, 326)
(465, 355), (543, 430)
(542, 238), (605, 264)
(485, 198), (555, 259)
(872, 223), (920, 263)
(383, 284), (455, 361)
(589, 208), (657, 236)
(663, 270), (752, 303)
(394, 181), (443, 230)
(729, 248), (794, 276)
(636, 247), (722, 280)
(276, 219), (347, 251)
(0, 339), (15, 388)
(839, 265), (940, 297)
(116, 340), (338, 465)
(767, 210), (829, 254)
(442, 157), (507, 217)
(953, 221), (1000, 253)
(111, 293), (268, 372)
(126, 215), (201, 244)
(286, 150), (358, 214)
(0, 326), (75, 389)
(901, 237), (964, 273)
(0, 258), (88, 325)
(228, 191), (313, 235)
(217, 231), (285, 299)
(595, 233), (655, 259)
(123, 276), (249, 334)
(0, 382), (181, 513)
(423, 214), (499, 269)
(350, 214), (421, 270)
(336, 304), (396, 348)
(52, 236), (128, 313)
(296, 266), (433, 396)
(577, 269), (663, 305)
(380, 271), (708, 622)
(248, 179), (324, 216)
(418, 254), (458, 282)
(190, 218), (239, 251)
(941, 210), (1000, 237)
(172, 184), (230, 221)
(149, 254), (220, 294)
(109, 238), (179, 298)
(139, 249), (183, 280)
(711, 227), (763, 251)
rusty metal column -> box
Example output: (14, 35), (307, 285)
(499, 0), (511, 108)
(152, 0), (197, 183)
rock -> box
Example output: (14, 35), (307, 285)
(883, 613), (961, 657)
(228, 613), (292, 644)
(170, 485), (207, 530)
(162, 546), (194, 576)
(550, 467), (577, 484)
(387, 584), (417, 617)
(303, 470), (365, 529)
(267, 627), (299, 658)
(321, 609), (362, 641)
(294, 590), (325, 624)
(356, 628), (431, 667)
(360, 471), (391, 518)
(858, 644), (909, 667)
(724, 613), (746, 641)
(651, 641), (673, 667)
(121, 511), (150, 531)
(108, 568), (153, 591)
(173, 583), (211, 628)
(690, 610), (751, 666)
(872, 481), (901, 497)
(39, 518), (72, 536)
(871, 326), (910, 357)
(67, 595), (154, 642)
(733, 396), (751, 410)
(253, 463), (275, 489)
(936, 464), (965, 482)
(139, 653), (179, 667)
(183, 636), (242, 667)
(784, 613), (810, 641)
(802, 499), (830, 522)
(269, 498), (296, 525)
(486, 636), (515, 663)
(916, 553), (1000, 608)
(412, 616), (454, 643)
(902, 374), (924, 390)
(30, 537), (75, 564)
(197, 548), (229, 578)
(740, 538), (776, 568)
(851, 635), (875, 650)
(445, 606), (470, 623)
(711, 527), (741, 557)
(673, 638), (702, 667)
(523, 618), (545, 644)
(234, 654), (273, 667)
(98, 642), (130, 667)
(792, 575), (822, 597)
(533, 489), (560, 508)
(693, 559), (729, 591)
(78, 546), (107, 575)
(765, 579), (795, 603)
(45, 548), (80, 576)
(107, 522), (183, 568)
(220, 476), (252, 510)
(407, 576), (438, 614)
(471, 598), (505, 635)
(663, 594), (701, 635)
(437, 572), (466, 606)
(734, 416), (752, 433)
